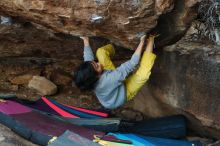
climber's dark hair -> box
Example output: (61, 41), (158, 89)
(73, 61), (99, 91)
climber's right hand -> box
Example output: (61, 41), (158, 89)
(140, 35), (146, 42)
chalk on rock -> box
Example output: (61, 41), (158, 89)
(90, 14), (104, 24)
(0, 135), (5, 142)
(136, 32), (146, 39)
(0, 16), (12, 25)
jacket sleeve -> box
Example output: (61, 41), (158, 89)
(108, 54), (140, 82)
(84, 46), (94, 61)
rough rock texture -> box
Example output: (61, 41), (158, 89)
(153, 46), (219, 139)
(28, 76), (58, 95)
(0, 23), (125, 109)
(0, 123), (38, 146)
(9, 69), (41, 85)
(0, 0), (200, 48)
(208, 140), (220, 146)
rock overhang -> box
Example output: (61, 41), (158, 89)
(0, 0), (200, 49)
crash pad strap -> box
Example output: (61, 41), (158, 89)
(42, 97), (79, 118)
(62, 103), (108, 117)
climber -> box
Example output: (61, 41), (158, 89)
(73, 35), (157, 109)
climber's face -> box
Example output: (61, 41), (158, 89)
(91, 61), (103, 74)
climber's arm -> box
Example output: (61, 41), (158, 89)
(134, 35), (146, 55)
(107, 35), (146, 82)
(81, 37), (95, 61)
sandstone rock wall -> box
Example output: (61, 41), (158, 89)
(0, 0), (200, 48)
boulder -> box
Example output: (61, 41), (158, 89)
(130, 38), (220, 139)
(208, 140), (220, 146)
(0, 0), (200, 48)
(0, 123), (38, 146)
(28, 76), (57, 96)
(0, 5), (219, 140)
